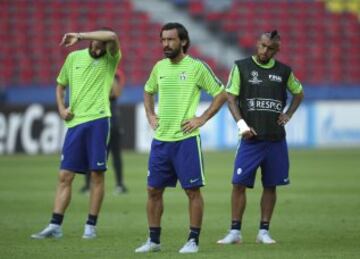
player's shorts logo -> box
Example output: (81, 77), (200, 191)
(237, 168), (242, 175)
(190, 178), (199, 184)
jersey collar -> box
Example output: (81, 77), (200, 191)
(251, 56), (275, 69)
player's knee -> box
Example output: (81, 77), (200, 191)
(184, 188), (201, 200)
(58, 170), (75, 185)
(263, 186), (276, 194)
(90, 171), (105, 185)
(147, 187), (163, 201)
(233, 184), (246, 194)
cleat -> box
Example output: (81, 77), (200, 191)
(82, 224), (97, 239)
(217, 229), (242, 244)
(31, 224), (63, 239)
(79, 185), (90, 194)
(114, 185), (128, 195)
(179, 238), (199, 253)
(135, 238), (161, 253)
(256, 230), (276, 244)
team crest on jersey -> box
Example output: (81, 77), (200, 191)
(248, 70), (262, 84)
(269, 74), (282, 82)
(179, 71), (187, 80)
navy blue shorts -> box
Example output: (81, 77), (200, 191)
(148, 136), (205, 189)
(232, 138), (289, 188)
(60, 118), (110, 174)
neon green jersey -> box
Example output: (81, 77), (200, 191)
(145, 55), (224, 141)
(226, 56), (303, 96)
(57, 48), (121, 128)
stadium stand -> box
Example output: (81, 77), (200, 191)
(1, 0), (359, 88)
(172, 0), (360, 85)
(0, 0), (228, 87)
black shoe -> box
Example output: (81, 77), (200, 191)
(79, 185), (90, 194)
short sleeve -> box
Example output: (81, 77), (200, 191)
(144, 63), (159, 94)
(196, 61), (224, 97)
(287, 72), (303, 94)
(225, 64), (241, 96)
(56, 53), (71, 87)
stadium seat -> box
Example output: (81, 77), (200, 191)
(181, 0), (360, 85)
(1, 0), (359, 87)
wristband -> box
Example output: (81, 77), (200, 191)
(77, 33), (83, 41)
(237, 119), (250, 135)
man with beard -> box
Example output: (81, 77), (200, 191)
(31, 29), (121, 239)
(217, 30), (304, 245)
(135, 22), (226, 254)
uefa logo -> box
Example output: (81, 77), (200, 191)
(248, 99), (255, 109)
(251, 70), (258, 78)
(249, 70), (262, 84)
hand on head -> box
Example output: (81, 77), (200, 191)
(60, 33), (80, 47)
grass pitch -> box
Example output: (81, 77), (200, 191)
(0, 149), (359, 258)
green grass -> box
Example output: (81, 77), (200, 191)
(0, 149), (359, 258)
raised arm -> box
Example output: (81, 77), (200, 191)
(60, 30), (120, 56)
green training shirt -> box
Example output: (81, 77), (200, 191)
(226, 56), (303, 96)
(57, 48), (121, 128)
(145, 55), (224, 141)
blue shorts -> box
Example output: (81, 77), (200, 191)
(60, 117), (110, 174)
(148, 136), (205, 189)
(232, 138), (289, 188)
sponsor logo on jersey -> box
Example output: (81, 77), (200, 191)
(247, 98), (283, 113)
(269, 74), (282, 82)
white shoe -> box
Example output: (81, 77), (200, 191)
(31, 224), (63, 239)
(256, 230), (276, 244)
(114, 185), (128, 195)
(82, 224), (96, 239)
(217, 229), (242, 244)
(179, 238), (199, 253)
(135, 238), (161, 253)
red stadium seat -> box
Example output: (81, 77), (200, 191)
(2, 0), (359, 86)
